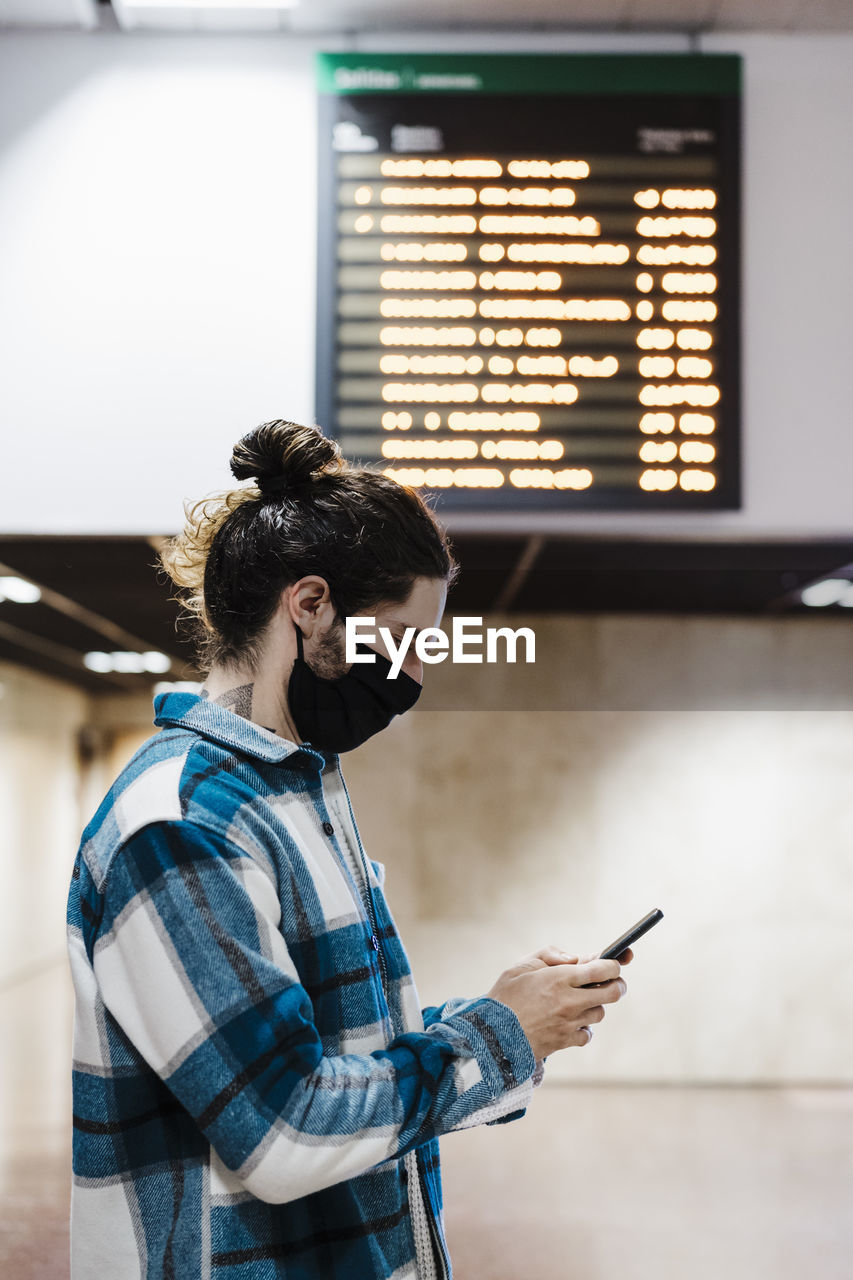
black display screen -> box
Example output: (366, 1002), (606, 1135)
(316, 53), (741, 510)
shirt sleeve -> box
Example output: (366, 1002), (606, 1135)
(89, 820), (537, 1205)
(423, 1001), (546, 1126)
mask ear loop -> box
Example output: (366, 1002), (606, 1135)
(293, 587), (340, 661)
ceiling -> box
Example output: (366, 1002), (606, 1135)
(0, 534), (851, 694)
(1, 0), (853, 31)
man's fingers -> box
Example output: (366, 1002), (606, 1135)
(505, 945), (579, 977)
(592, 978), (626, 1005)
(569, 958), (622, 988)
(535, 945), (579, 967)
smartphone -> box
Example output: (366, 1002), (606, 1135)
(582, 908), (663, 987)
(600, 908), (664, 961)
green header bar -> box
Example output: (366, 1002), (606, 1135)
(317, 52), (741, 97)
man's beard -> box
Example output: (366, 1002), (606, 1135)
(307, 618), (348, 680)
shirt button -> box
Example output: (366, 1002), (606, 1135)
(322, 821), (334, 837)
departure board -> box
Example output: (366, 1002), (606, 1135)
(316, 53), (742, 510)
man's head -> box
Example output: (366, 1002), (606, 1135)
(160, 417), (457, 697)
(281, 572), (448, 687)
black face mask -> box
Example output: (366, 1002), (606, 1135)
(287, 623), (422, 754)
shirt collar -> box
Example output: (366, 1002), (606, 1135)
(153, 691), (332, 771)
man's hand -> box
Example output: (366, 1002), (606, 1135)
(485, 945), (632, 1060)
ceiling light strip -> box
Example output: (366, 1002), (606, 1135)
(0, 619), (130, 688)
(117, 0), (297, 7)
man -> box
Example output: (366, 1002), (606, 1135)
(67, 419), (628, 1279)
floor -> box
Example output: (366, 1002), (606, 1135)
(2, 959), (852, 1280)
(441, 1080), (853, 1280)
(0, 958), (74, 1280)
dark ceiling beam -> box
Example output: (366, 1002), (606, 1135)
(491, 535), (546, 613)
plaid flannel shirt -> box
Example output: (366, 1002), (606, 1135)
(66, 691), (541, 1279)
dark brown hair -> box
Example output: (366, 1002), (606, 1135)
(160, 420), (458, 671)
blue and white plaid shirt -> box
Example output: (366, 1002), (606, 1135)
(66, 691), (541, 1279)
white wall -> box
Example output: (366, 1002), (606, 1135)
(0, 29), (851, 537)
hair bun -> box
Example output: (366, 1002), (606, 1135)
(230, 420), (344, 495)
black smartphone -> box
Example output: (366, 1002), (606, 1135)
(578, 901), (655, 988)
(599, 908), (664, 961)
(581, 908), (663, 987)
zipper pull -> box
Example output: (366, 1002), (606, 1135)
(371, 934), (380, 951)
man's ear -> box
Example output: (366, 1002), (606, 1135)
(286, 576), (335, 637)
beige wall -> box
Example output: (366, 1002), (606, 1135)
(0, 662), (85, 1139)
(345, 615), (853, 1086)
(3, 612), (852, 1085)
(0, 662), (88, 986)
